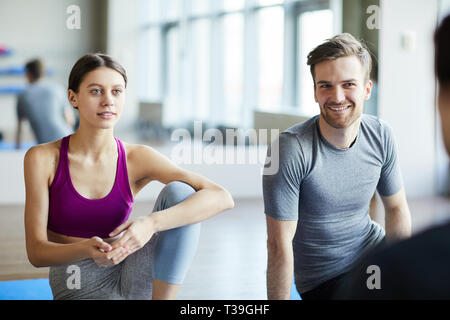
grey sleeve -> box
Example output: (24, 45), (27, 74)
(262, 132), (305, 221)
(376, 122), (403, 196)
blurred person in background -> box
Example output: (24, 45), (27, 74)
(16, 58), (75, 148)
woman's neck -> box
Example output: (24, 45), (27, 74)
(69, 127), (116, 160)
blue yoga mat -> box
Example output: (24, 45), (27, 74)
(0, 279), (53, 300)
(0, 278), (300, 300)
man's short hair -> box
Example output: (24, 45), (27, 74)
(307, 33), (372, 84)
(435, 14), (450, 87)
(25, 59), (44, 81)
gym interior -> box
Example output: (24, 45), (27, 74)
(0, 0), (449, 300)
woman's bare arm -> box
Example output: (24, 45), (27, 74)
(109, 144), (235, 250)
(23, 145), (115, 267)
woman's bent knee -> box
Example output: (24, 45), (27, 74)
(164, 181), (196, 199)
(154, 181), (196, 212)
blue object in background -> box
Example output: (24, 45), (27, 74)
(0, 66), (25, 75)
(0, 141), (35, 150)
(0, 85), (25, 94)
(0, 279), (53, 300)
(0, 66), (54, 76)
(291, 276), (302, 300)
(0, 47), (13, 56)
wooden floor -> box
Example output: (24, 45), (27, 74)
(1, 197), (449, 299)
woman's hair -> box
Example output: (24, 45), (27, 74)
(435, 14), (450, 87)
(68, 53), (127, 93)
(307, 33), (372, 84)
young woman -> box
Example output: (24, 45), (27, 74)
(23, 53), (234, 300)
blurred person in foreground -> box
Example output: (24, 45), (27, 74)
(335, 14), (450, 300)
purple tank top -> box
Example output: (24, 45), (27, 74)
(47, 135), (134, 238)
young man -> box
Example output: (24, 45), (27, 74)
(335, 14), (450, 300)
(16, 59), (75, 148)
(263, 33), (412, 300)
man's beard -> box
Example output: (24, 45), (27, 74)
(320, 102), (362, 129)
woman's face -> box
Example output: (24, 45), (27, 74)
(69, 66), (126, 130)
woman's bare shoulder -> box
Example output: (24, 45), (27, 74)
(25, 140), (60, 159)
(121, 141), (168, 181)
(122, 141), (158, 161)
(24, 140), (62, 175)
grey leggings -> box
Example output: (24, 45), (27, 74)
(49, 181), (201, 300)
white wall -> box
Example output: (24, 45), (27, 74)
(378, 0), (438, 197)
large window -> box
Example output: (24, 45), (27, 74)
(223, 13), (244, 126)
(139, 0), (339, 128)
(258, 6), (284, 110)
(223, 0), (245, 11)
(164, 26), (181, 126)
(191, 18), (211, 120)
(297, 9), (334, 115)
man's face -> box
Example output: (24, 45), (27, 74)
(438, 85), (450, 155)
(313, 55), (372, 129)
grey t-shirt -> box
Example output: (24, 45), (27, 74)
(17, 81), (73, 144)
(263, 114), (403, 293)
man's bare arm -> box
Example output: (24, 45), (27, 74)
(381, 187), (412, 242)
(266, 214), (298, 299)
